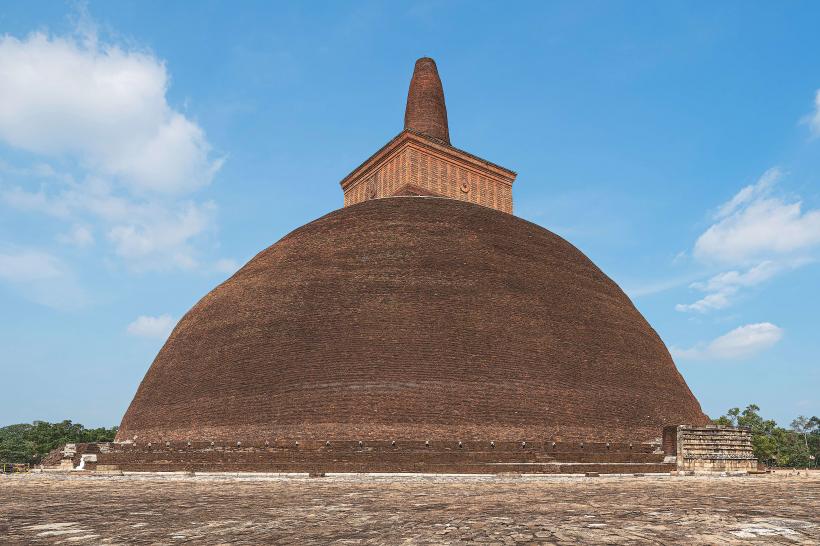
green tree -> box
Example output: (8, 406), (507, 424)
(809, 416), (820, 467)
(712, 414), (734, 426)
(712, 405), (819, 468)
(788, 415), (819, 467)
(791, 416), (812, 452)
(0, 420), (117, 465)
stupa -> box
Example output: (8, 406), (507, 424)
(92, 58), (727, 474)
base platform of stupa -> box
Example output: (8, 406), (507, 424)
(46, 426), (758, 475)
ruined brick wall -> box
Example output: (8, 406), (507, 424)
(664, 425), (757, 472)
(84, 440), (675, 474)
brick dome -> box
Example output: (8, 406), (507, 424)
(117, 197), (707, 444)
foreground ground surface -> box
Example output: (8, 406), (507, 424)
(0, 471), (817, 544)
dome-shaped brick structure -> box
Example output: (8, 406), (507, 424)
(117, 197), (707, 444)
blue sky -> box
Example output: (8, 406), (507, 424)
(0, 1), (818, 428)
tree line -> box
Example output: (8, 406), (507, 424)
(0, 420), (117, 465)
(712, 405), (818, 467)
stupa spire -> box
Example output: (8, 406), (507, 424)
(404, 57), (450, 144)
(341, 56), (515, 213)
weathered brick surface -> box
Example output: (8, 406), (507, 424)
(117, 197), (707, 445)
(66, 441), (674, 474)
(664, 425), (758, 472)
(341, 57), (516, 213)
(404, 57), (450, 144)
(341, 131), (515, 213)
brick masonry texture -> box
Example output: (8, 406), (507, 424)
(404, 57), (450, 143)
(664, 425), (758, 472)
(117, 197), (708, 445)
(341, 131), (515, 213)
(60, 441), (676, 474)
(341, 56), (516, 213)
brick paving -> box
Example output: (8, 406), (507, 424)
(1, 471), (817, 544)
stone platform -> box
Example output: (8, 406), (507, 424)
(56, 440), (677, 475)
(2, 471), (817, 544)
(51, 426), (759, 475)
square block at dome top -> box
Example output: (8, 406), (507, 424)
(340, 129), (517, 214)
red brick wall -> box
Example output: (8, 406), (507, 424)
(344, 147), (512, 213)
(80, 441), (675, 474)
(342, 133), (515, 213)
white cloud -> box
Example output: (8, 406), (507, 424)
(0, 249), (63, 281)
(2, 185), (72, 218)
(675, 168), (820, 312)
(0, 21), (227, 270)
(3, 180), (217, 270)
(675, 292), (732, 313)
(0, 31), (222, 194)
(694, 169), (820, 264)
(214, 258), (240, 275)
(671, 322), (783, 361)
(0, 248), (86, 309)
(675, 260), (782, 313)
(714, 167), (780, 220)
(126, 314), (176, 339)
(107, 201), (216, 269)
(0, 21), (225, 273)
(692, 260), (782, 292)
(807, 89), (820, 137)
(696, 198), (820, 263)
(57, 225), (94, 247)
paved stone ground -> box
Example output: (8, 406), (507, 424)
(0, 471), (817, 544)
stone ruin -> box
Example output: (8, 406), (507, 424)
(664, 425), (759, 473)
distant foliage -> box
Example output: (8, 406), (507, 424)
(0, 420), (117, 464)
(712, 405), (819, 468)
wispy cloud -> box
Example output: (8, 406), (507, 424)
(57, 225), (94, 247)
(213, 258), (240, 275)
(0, 248), (87, 309)
(624, 273), (698, 299)
(126, 314), (177, 339)
(3, 175), (219, 270)
(671, 322), (783, 361)
(675, 260), (783, 313)
(806, 89), (820, 137)
(674, 168), (820, 312)
(106, 200), (217, 270)
(713, 167), (780, 220)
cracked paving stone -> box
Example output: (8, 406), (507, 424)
(0, 471), (817, 544)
